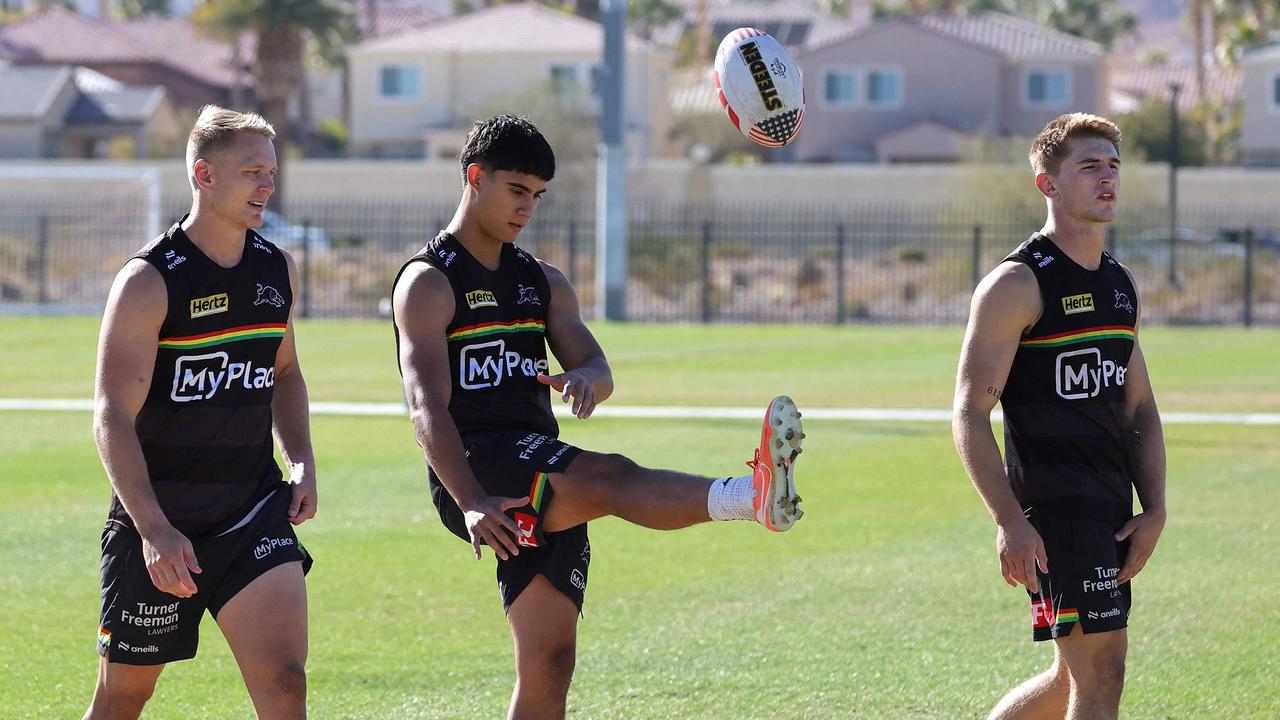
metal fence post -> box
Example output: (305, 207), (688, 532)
(36, 214), (49, 305)
(567, 218), (578, 288)
(1106, 224), (1117, 256)
(701, 220), (712, 324)
(1243, 227), (1254, 328)
(300, 219), (311, 319)
(971, 224), (982, 288)
(835, 223), (847, 324)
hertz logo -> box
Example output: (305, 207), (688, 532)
(190, 293), (229, 318)
(465, 290), (498, 309)
(1061, 293), (1095, 315)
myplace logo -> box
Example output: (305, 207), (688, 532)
(459, 339), (548, 390)
(172, 352), (229, 402)
(1056, 348), (1126, 400)
(171, 352), (275, 402)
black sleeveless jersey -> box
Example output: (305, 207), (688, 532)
(394, 232), (558, 439)
(1000, 233), (1139, 524)
(109, 217), (291, 537)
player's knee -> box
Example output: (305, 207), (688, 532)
(273, 661), (308, 700)
(1096, 656), (1125, 693)
(567, 452), (641, 508)
(85, 683), (154, 719)
(1073, 654), (1125, 695)
(520, 640), (576, 689)
(574, 451), (640, 481)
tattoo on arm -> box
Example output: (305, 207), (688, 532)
(987, 386), (1002, 400)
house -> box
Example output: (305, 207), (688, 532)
(653, 0), (869, 57)
(792, 12), (1107, 163)
(1109, 62), (1242, 114)
(0, 6), (250, 115)
(1240, 44), (1280, 167)
(345, 2), (673, 159)
(0, 63), (181, 159)
(303, 0), (443, 132)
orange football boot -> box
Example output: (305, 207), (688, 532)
(748, 395), (804, 531)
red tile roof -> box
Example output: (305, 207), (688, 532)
(0, 6), (248, 89)
(1111, 63), (1242, 111)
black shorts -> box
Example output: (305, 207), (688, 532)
(428, 429), (588, 612)
(1026, 509), (1131, 641)
(97, 489), (313, 665)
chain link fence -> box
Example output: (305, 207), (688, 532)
(2, 193), (1276, 326)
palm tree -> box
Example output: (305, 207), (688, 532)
(194, 0), (355, 214)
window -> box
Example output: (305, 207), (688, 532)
(549, 64), (580, 101)
(1024, 69), (1070, 108)
(824, 70), (857, 107)
(865, 68), (902, 107)
(823, 66), (902, 108)
(378, 65), (421, 100)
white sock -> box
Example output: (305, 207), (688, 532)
(707, 474), (756, 521)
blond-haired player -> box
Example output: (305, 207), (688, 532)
(85, 106), (316, 719)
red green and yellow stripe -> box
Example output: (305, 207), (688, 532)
(447, 319), (544, 341)
(1056, 608), (1080, 625)
(1020, 325), (1134, 348)
(529, 472), (549, 512)
(159, 322), (287, 350)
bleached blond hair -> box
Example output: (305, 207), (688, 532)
(185, 105), (276, 189)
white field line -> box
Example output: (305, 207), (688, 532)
(1, 399), (1277, 426)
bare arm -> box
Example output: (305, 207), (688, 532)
(393, 263), (524, 560)
(538, 260), (612, 419)
(1114, 267), (1166, 583)
(271, 248), (317, 525)
(94, 259), (201, 598)
(952, 261), (1048, 592)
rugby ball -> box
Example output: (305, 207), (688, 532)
(713, 28), (805, 148)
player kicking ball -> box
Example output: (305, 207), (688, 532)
(392, 114), (804, 720)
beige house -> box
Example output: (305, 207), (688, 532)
(0, 63), (181, 159)
(1240, 44), (1280, 166)
(793, 12), (1107, 163)
(346, 2), (673, 159)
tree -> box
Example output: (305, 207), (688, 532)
(1116, 96), (1210, 166)
(1209, 0), (1280, 67)
(629, 0), (680, 40)
(118, 0), (172, 18)
(194, 0), (356, 214)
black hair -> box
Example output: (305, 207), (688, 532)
(458, 114), (556, 183)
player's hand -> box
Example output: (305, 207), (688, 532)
(140, 523), (201, 599)
(1114, 509), (1166, 584)
(462, 495), (530, 561)
(996, 516), (1048, 593)
(538, 370), (598, 419)
(286, 462), (318, 525)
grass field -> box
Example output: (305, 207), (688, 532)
(1, 318), (1277, 718)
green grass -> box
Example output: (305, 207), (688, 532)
(3, 316), (1279, 411)
(1, 319), (1278, 718)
